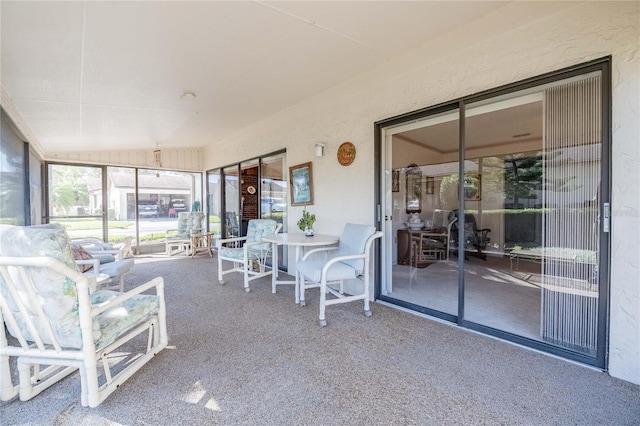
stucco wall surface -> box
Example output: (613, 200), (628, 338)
(204, 2), (639, 384)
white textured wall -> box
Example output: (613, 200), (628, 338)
(203, 2), (639, 384)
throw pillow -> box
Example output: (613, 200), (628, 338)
(71, 245), (94, 272)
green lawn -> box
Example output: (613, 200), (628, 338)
(53, 218), (134, 231)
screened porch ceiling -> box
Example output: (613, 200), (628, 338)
(1, 1), (537, 155)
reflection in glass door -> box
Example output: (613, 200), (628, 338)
(211, 153), (288, 269)
(378, 61), (609, 366)
(261, 153), (288, 270)
(240, 159), (259, 237)
(207, 170), (222, 238)
(223, 165), (240, 238)
(464, 73), (603, 356)
(381, 107), (461, 319)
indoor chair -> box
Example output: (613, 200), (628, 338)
(464, 213), (491, 259)
(0, 224), (168, 408)
(216, 219), (281, 292)
(165, 212), (205, 255)
(448, 210), (491, 260)
(296, 223), (383, 327)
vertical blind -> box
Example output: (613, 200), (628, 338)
(541, 75), (601, 354)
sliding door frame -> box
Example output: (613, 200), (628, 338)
(374, 57), (611, 368)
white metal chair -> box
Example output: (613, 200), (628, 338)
(216, 219), (282, 292)
(0, 224), (168, 408)
(296, 223), (383, 327)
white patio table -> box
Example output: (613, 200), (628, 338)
(262, 233), (339, 304)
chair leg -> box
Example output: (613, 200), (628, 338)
(318, 279), (327, 327)
(363, 276), (372, 318)
(244, 264), (251, 293)
(299, 274), (306, 307)
(0, 353), (18, 402)
(217, 256), (224, 285)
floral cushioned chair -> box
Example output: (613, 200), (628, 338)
(165, 212), (205, 256)
(216, 219), (282, 292)
(0, 224), (168, 408)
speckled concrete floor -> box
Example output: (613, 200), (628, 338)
(2, 254), (639, 425)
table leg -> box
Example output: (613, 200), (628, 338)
(271, 242), (278, 293)
(295, 245), (303, 305)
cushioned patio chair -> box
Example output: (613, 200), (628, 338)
(296, 223), (383, 327)
(216, 219), (282, 292)
(0, 224), (168, 408)
(165, 212), (205, 256)
(71, 237), (135, 292)
(72, 236), (134, 260)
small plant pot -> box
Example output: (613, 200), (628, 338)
(304, 228), (315, 237)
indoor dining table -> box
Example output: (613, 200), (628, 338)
(262, 233), (339, 304)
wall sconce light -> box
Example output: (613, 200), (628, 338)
(315, 143), (326, 157)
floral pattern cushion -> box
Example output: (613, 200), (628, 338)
(218, 246), (260, 261)
(91, 290), (159, 350)
(167, 212), (205, 240)
(219, 220), (277, 261)
(0, 224), (82, 348)
(246, 219), (278, 252)
(0, 224), (159, 350)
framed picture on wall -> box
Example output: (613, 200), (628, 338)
(289, 162), (314, 206)
(405, 164), (422, 213)
(426, 176), (435, 194)
(392, 170), (400, 192)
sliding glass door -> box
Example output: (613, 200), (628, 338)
(208, 151), (288, 268)
(462, 73), (603, 356)
(223, 165), (240, 238)
(377, 59), (609, 366)
(380, 107), (461, 319)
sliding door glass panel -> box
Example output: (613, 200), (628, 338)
(463, 73), (603, 355)
(382, 108), (460, 316)
(223, 165), (240, 238)
(240, 159), (259, 236)
(28, 149), (42, 225)
(48, 164), (104, 239)
(1, 110), (27, 225)
(106, 167), (135, 246)
(207, 169), (222, 238)
(260, 154), (287, 224)
(261, 153), (288, 270)
(540, 74), (602, 355)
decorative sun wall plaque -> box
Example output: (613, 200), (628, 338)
(337, 142), (356, 166)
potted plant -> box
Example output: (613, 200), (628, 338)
(297, 206), (317, 236)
